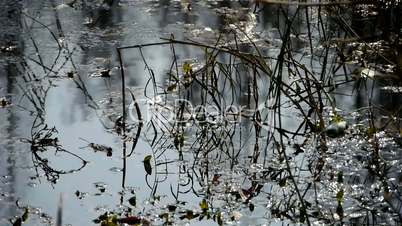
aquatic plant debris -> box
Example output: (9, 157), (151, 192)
(79, 138), (113, 157)
(0, 97), (11, 107)
(90, 69), (111, 78)
(1, 1), (402, 226)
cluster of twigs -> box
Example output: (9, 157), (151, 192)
(20, 117), (87, 184)
(14, 3), (102, 183)
(6, 0), (402, 225)
(114, 1), (402, 225)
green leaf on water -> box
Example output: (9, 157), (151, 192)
(214, 210), (223, 226)
(159, 212), (170, 223)
(330, 114), (344, 123)
(100, 214), (118, 226)
(22, 207), (29, 222)
(336, 189), (344, 202)
(182, 62), (192, 75)
(143, 155), (152, 175)
(199, 199), (208, 212)
(117, 216), (142, 225)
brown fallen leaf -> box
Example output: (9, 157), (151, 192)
(0, 97), (11, 108)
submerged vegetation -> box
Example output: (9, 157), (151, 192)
(1, 0), (402, 226)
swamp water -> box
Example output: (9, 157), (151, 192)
(0, 0), (402, 225)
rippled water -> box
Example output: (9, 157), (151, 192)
(1, 0), (402, 226)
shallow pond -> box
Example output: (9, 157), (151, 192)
(1, 1), (402, 226)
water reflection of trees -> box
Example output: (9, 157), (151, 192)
(0, 0), (24, 222)
(115, 2), (402, 225)
(1, 1), (402, 225)
(9, 5), (106, 184)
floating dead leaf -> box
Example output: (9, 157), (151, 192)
(166, 83), (177, 92)
(167, 205), (177, 212)
(179, 210), (199, 220)
(143, 155), (152, 175)
(66, 71), (76, 78)
(90, 69), (111, 78)
(80, 138), (112, 157)
(0, 97), (11, 108)
(117, 216), (141, 224)
(128, 196), (136, 207)
(212, 174), (221, 185)
(12, 218), (22, 226)
(75, 190), (87, 199)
